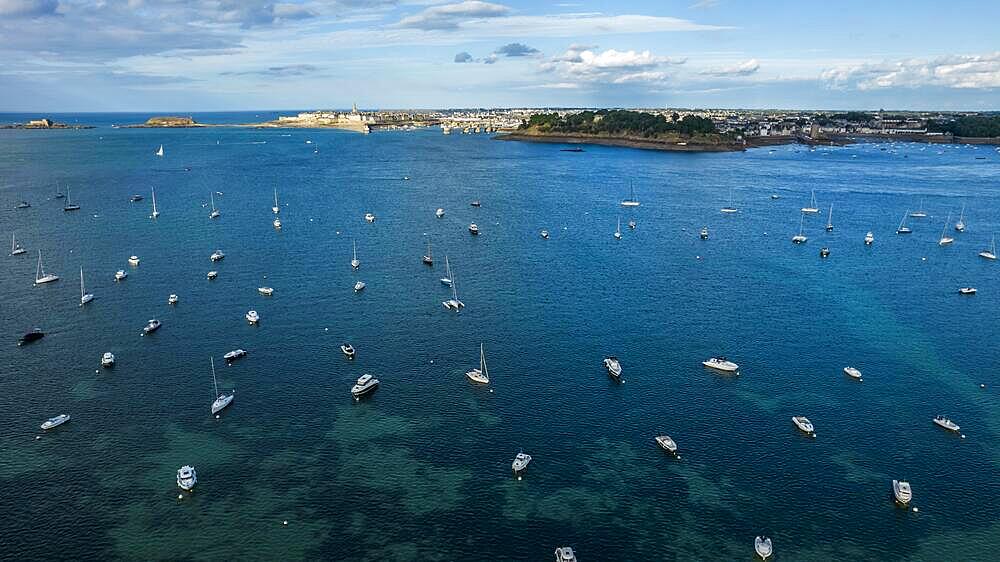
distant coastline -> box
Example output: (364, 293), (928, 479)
(496, 131), (745, 152)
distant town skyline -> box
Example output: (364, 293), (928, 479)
(1, 0), (998, 112)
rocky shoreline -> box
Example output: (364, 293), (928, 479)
(496, 132), (744, 152)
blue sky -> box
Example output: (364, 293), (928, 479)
(1, 0), (998, 111)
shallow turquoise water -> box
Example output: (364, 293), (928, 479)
(1, 113), (999, 561)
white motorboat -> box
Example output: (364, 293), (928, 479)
(820, 247), (830, 258)
(755, 536), (773, 560)
(341, 343), (355, 359)
(955, 203), (966, 232)
(209, 192), (220, 219)
(351, 240), (360, 269)
(440, 255), (454, 286)
(273, 217), (282, 229)
(150, 187), (159, 218)
(210, 250), (225, 261)
(655, 435), (678, 454)
(892, 479), (912, 505)
(540, 230), (549, 239)
(143, 319), (161, 334)
(469, 223), (479, 235)
(938, 212), (954, 245)
(792, 416), (815, 435)
(721, 188), (738, 213)
(470, 199), (481, 208)
(245, 310), (259, 324)
(512, 451), (532, 473)
(168, 294), (179, 304)
(959, 287), (977, 295)
(843, 367), (863, 381)
(933, 415), (960, 432)
(351, 373), (380, 398)
(10, 232), (26, 255)
(614, 216), (622, 240)
(792, 214), (808, 244)
(101, 352), (115, 368)
(207, 271), (218, 280)
(258, 287), (274, 296)
(272, 188), (280, 214)
(365, 213), (375, 223)
(700, 227), (708, 240)
(79, 266), (94, 305)
(177, 465), (197, 491)
(34, 251), (59, 284)
(354, 281), (366, 293)
(128, 255), (140, 266)
(554, 546), (578, 562)
(980, 236), (997, 260)
(466, 343), (490, 384)
(801, 189), (820, 214)
(422, 239), (434, 264)
(115, 270), (128, 281)
(210, 357), (235, 414)
(897, 211), (913, 234)
(224, 349), (247, 362)
(603, 356), (622, 379)
(621, 182), (641, 207)
(702, 356), (739, 373)
(864, 231), (874, 245)
(40, 414), (70, 430)
(16, 200), (31, 209)
(435, 208), (445, 218)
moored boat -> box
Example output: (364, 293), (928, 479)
(933, 415), (960, 432)
(245, 310), (259, 324)
(792, 416), (815, 435)
(18, 329), (44, 346)
(40, 414), (70, 430)
(703, 356), (739, 373)
(511, 450), (532, 473)
(101, 352), (115, 368)
(843, 366), (863, 381)
(892, 479), (912, 505)
(341, 343), (355, 359)
(755, 536), (773, 560)
(603, 356), (622, 379)
(351, 374), (379, 398)
(224, 349), (247, 362)
(143, 319), (161, 334)
(177, 465), (197, 491)
(655, 435), (678, 454)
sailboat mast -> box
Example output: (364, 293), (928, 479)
(210, 192), (216, 211)
(211, 357), (219, 397)
(151, 188), (157, 214)
(80, 266), (84, 298)
(481, 343), (488, 380)
(828, 203), (833, 223)
(36, 251), (42, 279)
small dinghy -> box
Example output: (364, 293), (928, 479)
(755, 536), (773, 560)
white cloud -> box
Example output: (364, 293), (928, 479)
(541, 46), (684, 85)
(700, 58), (759, 76)
(822, 52), (1000, 90)
(395, 0), (510, 30)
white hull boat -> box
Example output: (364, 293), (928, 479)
(933, 416), (960, 432)
(40, 414), (70, 430)
(466, 343), (490, 384)
(177, 465), (197, 491)
(655, 435), (677, 454)
(512, 451), (532, 473)
(843, 367), (863, 381)
(210, 357), (234, 414)
(792, 416), (815, 436)
(34, 251), (59, 284)
(755, 536), (773, 560)
(351, 374), (379, 398)
(892, 479), (912, 505)
(703, 356), (739, 373)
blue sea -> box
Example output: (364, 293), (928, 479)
(1, 112), (999, 561)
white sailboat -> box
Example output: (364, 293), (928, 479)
(466, 343), (490, 384)
(910, 200), (927, 218)
(155, 144), (164, 157)
(614, 216), (622, 240)
(721, 188), (738, 213)
(980, 235), (997, 260)
(34, 251), (59, 284)
(79, 266), (93, 305)
(791, 214), (808, 244)
(825, 203), (834, 231)
(443, 263), (464, 310)
(210, 357), (234, 415)
(272, 188), (280, 214)
(620, 181), (640, 207)
(209, 192), (220, 219)
(351, 240), (360, 269)
(801, 190), (819, 214)
(938, 212), (954, 245)
(955, 203), (966, 232)
(897, 211), (912, 234)
(150, 188), (159, 218)
(422, 239), (433, 265)
(10, 232), (26, 256)
(441, 255), (454, 286)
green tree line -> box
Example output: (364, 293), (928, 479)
(519, 110), (718, 138)
(928, 115), (1000, 137)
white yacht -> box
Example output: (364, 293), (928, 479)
(614, 216), (622, 240)
(938, 212), (954, 245)
(655, 435), (678, 454)
(435, 208), (445, 218)
(792, 416), (815, 435)
(959, 287), (977, 295)
(10, 232), (26, 255)
(258, 287), (274, 296)
(354, 280), (366, 293)
(272, 188), (280, 214)
(910, 200), (927, 218)
(801, 190), (819, 214)
(224, 349), (247, 362)
(896, 212), (912, 234)
(209, 192), (220, 219)
(792, 214), (807, 244)
(150, 187), (159, 218)
(843, 367), (863, 381)
(466, 343), (490, 384)
(351, 240), (360, 269)
(980, 236), (997, 260)
(34, 251), (59, 284)
(115, 269), (127, 281)
(143, 319), (161, 334)
(440, 255), (454, 286)
(168, 294), (179, 304)
(703, 356), (739, 373)
(101, 352), (115, 368)
(341, 343), (355, 359)
(603, 356), (622, 379)
(892, 479), (912, 505)
(351, 374), (380, 398)
(469, 223), (479, 235)
(207, 271), (218, 280)
(621, 182), (641, 207)
(554, 547), (578, 562)
(365, 213), (375, 223)
(177, 465), (197, 491)
(62, 187), (80, 211)
(273, 217), (282, 229)
(79, 266), (94, 305)
(955, 203), (966, 232)
(820, 247), (830, 258)
(210, 250), (225, 261)
(700, 227), (708, 240)
(245, 310), (259, 324)
(721, 188), (738, 213)
(755, 536), (773, 561)
(933, 415), (960, 432)
(512, 451), (532, 473)
(825, 203), (834, 231)
(40, 414), (70, 430)
(210, 357), (235, 414)
(128, 255), (140, 266)
(864, 231), (874, 245)
(540, 230), (549, 240)
(423, 239), (434, 264)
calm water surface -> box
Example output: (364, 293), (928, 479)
(1, 113), (999, 561)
